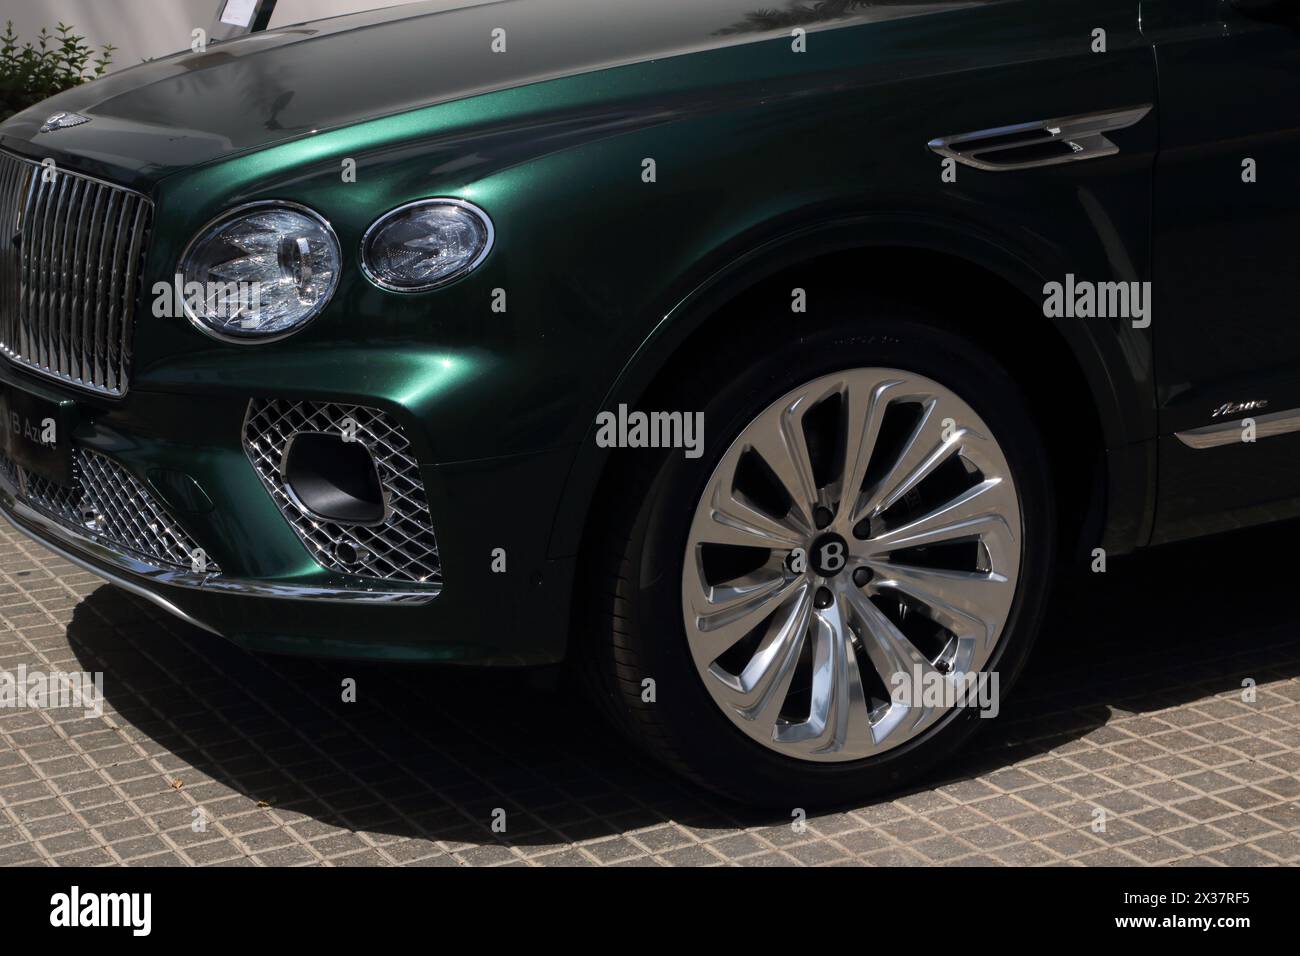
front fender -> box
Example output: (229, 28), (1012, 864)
(545, 210), (1157, 561)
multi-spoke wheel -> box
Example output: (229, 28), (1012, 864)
(584, 315), (1054, 805)
(682, 369), (1020, 761)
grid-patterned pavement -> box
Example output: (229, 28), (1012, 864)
(0, 517), (1297, 867)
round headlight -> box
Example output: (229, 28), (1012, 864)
(361, 198), (493, 292)
(179, 202), (341, 342)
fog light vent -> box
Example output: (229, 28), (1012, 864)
(282, 432), (386, 525)
(242, 399), (441, 585)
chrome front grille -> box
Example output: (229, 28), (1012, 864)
(243, 399), (442, 585)
(0, 448), (216, 572)
(0, 150), (152, 396)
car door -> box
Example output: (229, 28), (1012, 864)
(1145, 0), (1300, 542)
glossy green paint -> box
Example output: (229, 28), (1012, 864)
(0, 0), (1166, 663)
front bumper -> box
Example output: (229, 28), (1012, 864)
(0, 481), (438, 617)
(0, 360), (578, 666)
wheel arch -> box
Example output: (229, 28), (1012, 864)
(547, 215), (1156, 582)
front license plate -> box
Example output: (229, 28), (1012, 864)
(0, 385), (76, 486)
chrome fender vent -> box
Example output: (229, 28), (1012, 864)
(928, 106), (1152, 172)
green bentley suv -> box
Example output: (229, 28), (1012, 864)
(0, 0), (1296, 805)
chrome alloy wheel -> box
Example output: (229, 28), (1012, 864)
(681, 368), (1022, 761)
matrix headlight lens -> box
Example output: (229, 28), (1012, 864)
(180, 203), (340, 342)
(361, 199), (494, 292)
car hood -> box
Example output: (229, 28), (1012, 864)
(0, 0), (972, 186)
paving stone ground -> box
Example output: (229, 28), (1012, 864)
(0, 516), (1297, 867)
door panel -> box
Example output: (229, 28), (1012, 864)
(1146, 0), (1300, 542)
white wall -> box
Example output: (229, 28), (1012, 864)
(0, 1), (437, 71)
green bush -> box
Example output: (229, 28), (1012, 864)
(0, 21), (114, 122)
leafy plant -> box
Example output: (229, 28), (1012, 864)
(0, 21), (114, 122)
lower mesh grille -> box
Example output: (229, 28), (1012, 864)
(1, 449), (216, 572)
(242, 399), (442, 585)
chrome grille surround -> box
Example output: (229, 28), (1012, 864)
(242, 399), (442, 585)
(0, 448), (217, 572)
(0, 149), (152, 397)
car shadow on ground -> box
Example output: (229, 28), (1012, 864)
(64, 517), (1300, 848)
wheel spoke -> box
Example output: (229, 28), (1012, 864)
(862, 478), (1015, 555)
(844, 587), (946, 746)
(869, 562), (1011, 650)
(747, 391), (821, 529)
(776, 590), (875, 755)
(695, 483), (806, 550)
(834, 378), (901, 525)
(854, 398), (964, 524)
(844, 586), (932, 687)
(687, 570), (802, 665)
(710, 583), (813, 728)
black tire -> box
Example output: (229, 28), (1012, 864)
(582, 305), (1056, 807)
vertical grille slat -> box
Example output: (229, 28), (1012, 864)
(0, 150), (151, 397)
(0, 159), (21, 350)
(76, 187), (106, 386)
(91, 189), (120, 389)
(69, 183), (90, 386)
(103, 193), (129, 393)
(67, 178), (90, 381)
(33, 173), (56, 370)
(55, 177), (83, 378)
(40, 174), (64, 371)
(117, 197), (148, 387)
(17, 166), (40, 362)
(46, 174), (72, 372)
